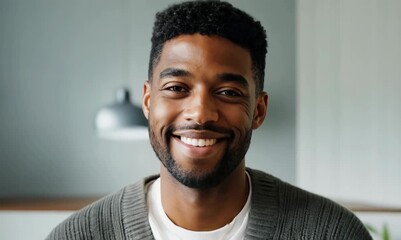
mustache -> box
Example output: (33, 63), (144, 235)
(166, 122), (233, 136)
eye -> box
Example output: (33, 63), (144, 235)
(218, 89), (242, 97)
(160, 83), (189, 99)
(166, 86), (187, 92)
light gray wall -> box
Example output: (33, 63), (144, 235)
(0, 0), (295, 197)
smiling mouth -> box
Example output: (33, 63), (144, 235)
(180, 136), (217, 147)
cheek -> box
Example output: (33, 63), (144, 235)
(149, 98), (180, 132)
(152, 103), (170, 121)
(221, 104), (254, 130)
(220, 107), (253, 147)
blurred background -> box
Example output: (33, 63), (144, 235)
(0, 0), (400, 239)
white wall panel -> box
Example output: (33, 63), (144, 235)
(297, 0), (401, 206)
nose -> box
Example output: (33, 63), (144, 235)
(183, 91), (219, 125)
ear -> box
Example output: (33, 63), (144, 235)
(252, 92), (268, 129)
(142, 81), (151, 119)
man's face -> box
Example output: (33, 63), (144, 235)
(143, 34), (267, 189)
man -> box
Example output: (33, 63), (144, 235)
(47, 1), (371, 239)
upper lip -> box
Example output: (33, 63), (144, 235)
(172, 130), (229, 139)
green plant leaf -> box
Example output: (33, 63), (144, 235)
(382, 223), (390, 240)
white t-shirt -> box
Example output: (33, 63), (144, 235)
(147, 173), (252, 240)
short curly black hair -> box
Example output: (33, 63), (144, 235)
(148, 0), (268, 94)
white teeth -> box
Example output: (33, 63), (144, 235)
(181, 137), (217, 147)
(198, 139), (205, 146)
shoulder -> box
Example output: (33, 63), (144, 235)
(46, 188), (126, 240)
(45, 176), (157, 240)
(247, 168), (372, 239)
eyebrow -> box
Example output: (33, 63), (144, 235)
(159, 68), (192, 80)
(217, 73), (249, 87)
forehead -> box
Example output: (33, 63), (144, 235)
(152, 34), (254, 85)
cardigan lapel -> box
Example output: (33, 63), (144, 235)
(123, 175), (159, 240)
(245, 168), (279, 240)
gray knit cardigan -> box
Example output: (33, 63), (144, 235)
(46, 168), (372, 239)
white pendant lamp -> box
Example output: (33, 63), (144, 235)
(95, 88), (148, 140)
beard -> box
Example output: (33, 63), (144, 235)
(148, 120), (252, 189)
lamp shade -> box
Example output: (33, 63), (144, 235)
(95, 88), (148, 140)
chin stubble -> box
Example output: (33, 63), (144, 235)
(148, 121), (252, 189)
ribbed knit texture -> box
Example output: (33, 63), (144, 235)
(46, 169), (372, 240)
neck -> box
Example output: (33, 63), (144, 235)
(160, 163), (249, 231)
